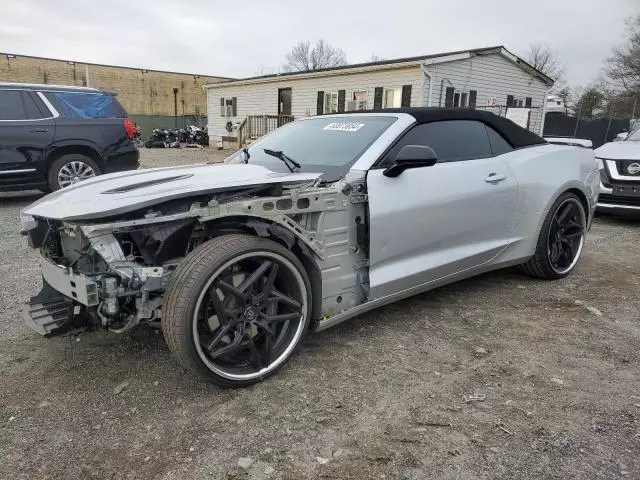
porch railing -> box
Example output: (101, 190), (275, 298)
(237, 114), (295, 148)
(249, 115), (294, 137)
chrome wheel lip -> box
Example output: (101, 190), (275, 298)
(192, 251), (308, 381)
(57, 161), (96, 188)
(547, 198), (586, 275)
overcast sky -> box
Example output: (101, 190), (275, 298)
(1, 0), (637, 86)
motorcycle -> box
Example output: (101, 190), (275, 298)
(144, 128), (181, 148)
(132, 125), (145, 148)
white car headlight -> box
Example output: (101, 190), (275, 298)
(20, 210), (37, 233)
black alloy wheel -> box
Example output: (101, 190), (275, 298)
(162, 235), (311, 387)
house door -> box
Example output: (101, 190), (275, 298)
(278, 88), (292, 126)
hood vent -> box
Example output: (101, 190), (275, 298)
(102, 174), (194, 194)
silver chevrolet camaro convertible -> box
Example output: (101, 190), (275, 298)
(21, 108), (599, 386)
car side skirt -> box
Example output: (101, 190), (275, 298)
(314, 255), (528, 332)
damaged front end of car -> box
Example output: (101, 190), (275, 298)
(23, 209), (196, 335)
(21, 169), (370, 337)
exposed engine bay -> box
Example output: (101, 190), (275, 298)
(24, 171), (370, 336)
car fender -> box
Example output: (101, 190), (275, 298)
(45, 139), (104, 167)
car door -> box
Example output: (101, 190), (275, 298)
(0, 89), (55, 174)
(366, 120), (519, 299)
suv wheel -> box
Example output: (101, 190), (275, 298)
(48, 154), (101, 190)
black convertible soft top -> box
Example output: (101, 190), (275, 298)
(343, 107), (547, 149)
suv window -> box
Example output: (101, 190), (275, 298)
(382, 120), (493, 164)
(485, 125), (513, 155)
(0, 90), (30, 120)
(23, 92), (46, 119)
(42, 91), (126, 119)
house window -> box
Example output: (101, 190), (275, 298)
(507, 95), (531, 108)
(220, 97), (237, 117)
(383, 88), (402, 108)
(348, 90), (368, 111)
(324, 92), (339, 113)
(460, 93), (468, 108)
(446, 88), (474, 108)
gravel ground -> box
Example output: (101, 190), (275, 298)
(1, 148), (639, 479)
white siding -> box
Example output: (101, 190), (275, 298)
(205, 52), (551, 141)
(424, 53), (549, 133)
(206, 66), (423, 139)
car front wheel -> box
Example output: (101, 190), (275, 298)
(162, 234), (312, 387)
(520, 192), (587, 279)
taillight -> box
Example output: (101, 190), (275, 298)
(123, 118), (135, 141)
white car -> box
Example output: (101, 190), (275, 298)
(595, 127), (640, 214)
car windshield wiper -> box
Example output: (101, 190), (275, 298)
(263, 148), (301, 173)
(242, 146), (250, 163)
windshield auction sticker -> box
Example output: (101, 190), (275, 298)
(323, 122), (365, 132)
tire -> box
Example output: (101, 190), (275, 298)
(47, 154), (101, 191)
(519, 192), (587, 280)
(162, 234), (312, 387)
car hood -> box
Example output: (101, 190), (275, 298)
(24, 163), (321, 221)
(594, 141), (640, 160)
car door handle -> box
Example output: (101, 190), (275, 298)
(485, 173), (507, 184)
(29, 128), (49, 133)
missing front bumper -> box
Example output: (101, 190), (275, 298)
(40, 257), (99, 307)
(23, 279), (84, 337)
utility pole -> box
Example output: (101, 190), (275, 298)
(604, 99), (615, 144)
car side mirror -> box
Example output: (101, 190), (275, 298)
(383, 145), (438, 177)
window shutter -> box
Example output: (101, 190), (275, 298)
(444, 87), (454, 107)
(506, 95), (514, 107)
(374, 87), (383, 109)
(220, 97), (225, 117)
(338, 90), (346, 113)
(469, 90), (477, 108)
(231, 97), (237, 117)
(453, 93), (460, 107)
(525, 97), (532, 108)
(401, 85), (412, 107)
(317, 91), (324, 115)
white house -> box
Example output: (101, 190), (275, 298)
(203, 46), (553, 146)
(546, 94), (567, 114)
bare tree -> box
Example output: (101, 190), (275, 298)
(605, 15), (640, 93)
(526, 43), (566, 85)
(556, 86), (571, 114)
(283, 40), (347, 72)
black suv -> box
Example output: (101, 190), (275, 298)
(0, 83), (139, 191)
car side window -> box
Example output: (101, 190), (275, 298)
(381, 120), (493, 165)
(0, 90), (29, 120)
(22, 92), (46, 119)
(485, 125), (513, 155)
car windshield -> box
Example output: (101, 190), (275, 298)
(225, 116), (397, 181)
(624, 127), (640, 141)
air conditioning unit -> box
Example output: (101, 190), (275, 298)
(347, 100), (368, 111)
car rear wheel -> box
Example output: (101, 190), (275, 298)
(519, 192), (587, 279)
(48, 154), (101, 191)
(162, 234), (311, 387)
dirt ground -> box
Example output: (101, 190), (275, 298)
(1, 148), (639, 480)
